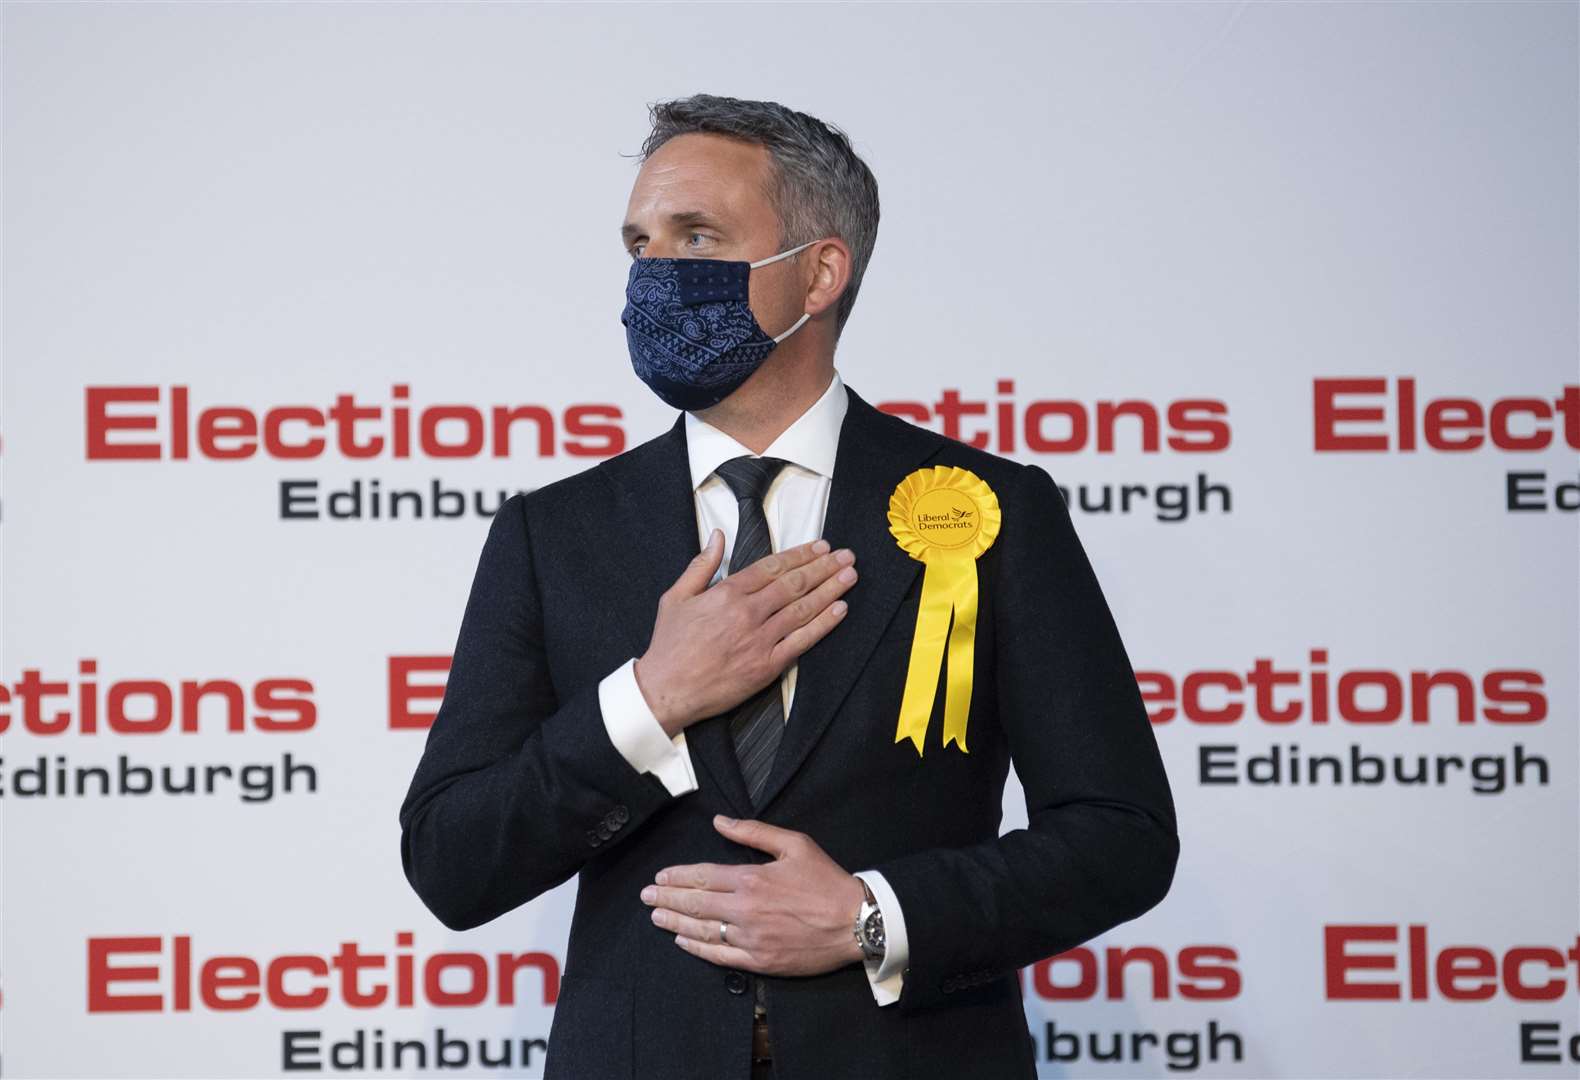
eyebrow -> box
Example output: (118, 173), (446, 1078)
(620, 210), (721, 244)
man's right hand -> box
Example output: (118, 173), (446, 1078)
(633, 532), (858, 737)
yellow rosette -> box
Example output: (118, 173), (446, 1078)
(887, 465), (1001, 756)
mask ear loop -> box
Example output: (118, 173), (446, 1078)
(770, 311), (811, 344)
(751, 237), (826, 343)
(747, 237), (824, 269)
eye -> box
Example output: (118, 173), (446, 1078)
(686, 232), (710, 250)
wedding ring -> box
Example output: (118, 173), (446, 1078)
(719, 921), (729, 945)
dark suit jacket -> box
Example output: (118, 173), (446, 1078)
(398, 383), (1179, 1080)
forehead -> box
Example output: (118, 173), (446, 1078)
(624, 132), (777, 226)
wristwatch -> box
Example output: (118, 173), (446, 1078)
(852, 877), (886, 963)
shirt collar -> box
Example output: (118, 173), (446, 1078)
(684, 368), (848, 492)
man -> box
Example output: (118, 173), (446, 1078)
(398, 93), (1178, 1080)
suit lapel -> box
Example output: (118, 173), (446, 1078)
(609, 385), (941, 819)
(754, 386), (939, 814)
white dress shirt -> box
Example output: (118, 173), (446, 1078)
(597, 367), (911, 1007)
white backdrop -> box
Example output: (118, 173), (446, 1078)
(5, 2), (1577, 1078)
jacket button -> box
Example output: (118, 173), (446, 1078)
(596, 822), (612, 840)
(602, 810), (620, 829)
(724, 971), (748, 995)
(585, 829), (602, 847)
(614, 804), (630, 824)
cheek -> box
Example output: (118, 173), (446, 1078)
(747, 271), (803, 331)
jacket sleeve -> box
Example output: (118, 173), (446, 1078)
(868, 462), (1180, 1012)
(398, 492), (680, 931)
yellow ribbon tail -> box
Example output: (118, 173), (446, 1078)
(941, 562), (977, 754)
(894, 555), (978, 757)
(894, 559), (954, 755)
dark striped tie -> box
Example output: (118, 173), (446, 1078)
(713, 454), (791, 810)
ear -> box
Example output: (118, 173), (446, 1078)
(801, 238), (853, 322)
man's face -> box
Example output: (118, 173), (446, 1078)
(621, 132), (808, 341)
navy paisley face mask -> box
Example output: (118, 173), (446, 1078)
(621, 238), (824, 411)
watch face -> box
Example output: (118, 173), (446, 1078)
(863, 910), (885, 949)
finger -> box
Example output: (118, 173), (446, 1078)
(759, 554), (858, 640)
(653, 862), (751, 890)
(714, 815), (802, 859)
(672, 934), (757, 970)
(747, 547), (854, 619)
(724, 537), (831, 594)
(767, 599), (849, 670)
(643, 885), (744, 922)
(670, 529), (724, 598)
(650, 907), (742, 948)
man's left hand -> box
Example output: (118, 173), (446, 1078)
(640, 814), (866, 976)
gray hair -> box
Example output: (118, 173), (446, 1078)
(637, 93), (880, 340)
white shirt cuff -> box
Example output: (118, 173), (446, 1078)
(853, 869), (909, 1006)
(598, 657), (698, 797)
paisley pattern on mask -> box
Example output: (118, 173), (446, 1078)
(621, 256), (779, 411)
